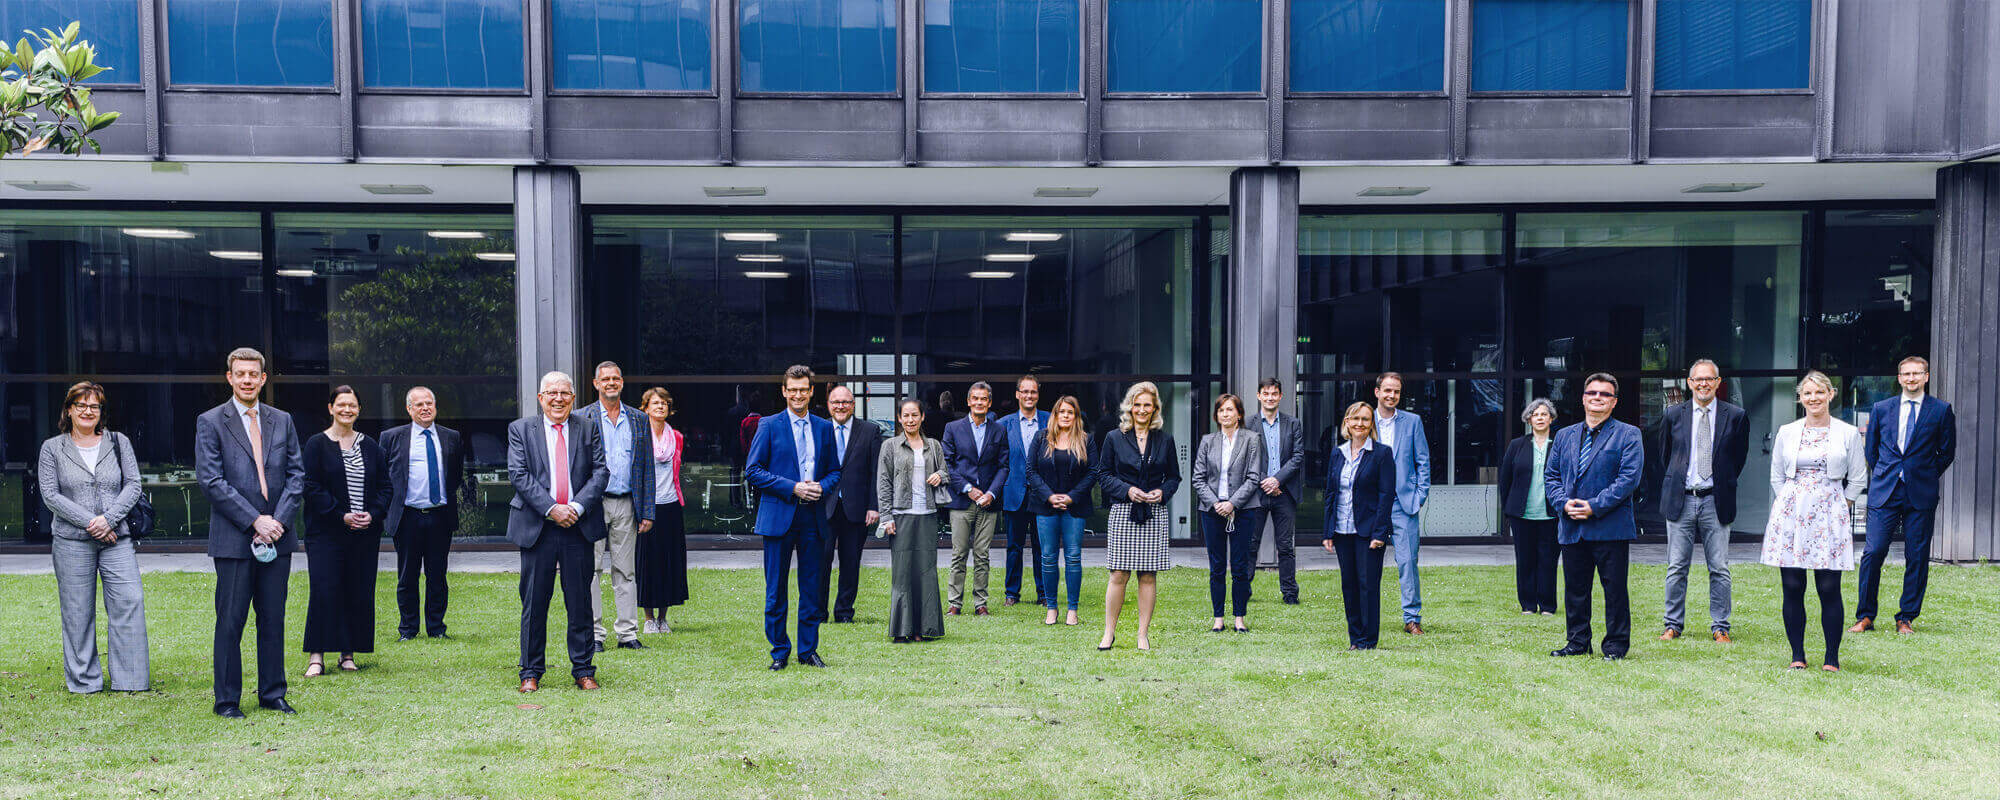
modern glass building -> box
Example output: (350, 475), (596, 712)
(4, 0), (1996, 561)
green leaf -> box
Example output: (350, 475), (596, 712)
(63, 21), (80, 42)
(86, 110), (119, 132)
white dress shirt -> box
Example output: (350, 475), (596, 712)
(1334, 439), (1374, 534)
(544, 414), (583, 517)
(1375, 411), (1397, 447)
(787, 410), (816, 482)
(1218, 429), (1241, 497)
(1684, 399), (1716, 491)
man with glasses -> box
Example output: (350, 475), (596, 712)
(998, 376), (1050, 608)
(821, 384), (883, 624)
(506, 372), (609, 692)
(1657, 360), (1749, 643)
(1545, 373), (1644, 661)
(745, 365), (843, 669)
(1854, 356), (1957, 635)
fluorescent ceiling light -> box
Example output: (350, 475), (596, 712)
(983, 253), (1035, 262)
(121, 228), (195, 239)
(1357, 186), (1429, 197)
(736, 254), (785, 263)
(275, 268), (316, 278)
(722, 232), (780, 242)
(426, 230), (487, 239)
(1681, 182), (1764, 194)
(705, 186), (767, 198)
(1004, 232), (1063, 242)
(5, 180), (89, 192)
(474, 252), (516, 262)
(208, 250), (263, 260)
(742, 271), (790, 279)
(968, 271), (1017, 279)
(1033, 187), (1098, 198)
(362, 184), (434, 196)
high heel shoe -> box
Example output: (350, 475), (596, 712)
(1097, 635), (1115, 651)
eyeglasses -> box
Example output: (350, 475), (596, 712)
(70, 403), (102, 411)
(1582, 390), (1617, 398)
(1688, 376), (1720, 384)
(540, 390), (574, 398)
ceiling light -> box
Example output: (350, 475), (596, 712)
(722, 232), (780, 242)
(1682, 182), (1764, 194)
(705, 186), (767, 198)
(742, 271), (790, 279)
(208, 250), (262, 260)
(1357, 186), (1429, 197)
(275, 268), (316, 278)
(983, 253), (1035, 262)
(1004, 232), (1064, 242)
(736, 254), (785, 263)
(426, 230), (487, 239)
(474, 252), (516, 262)
(362, 184), (434, 196)
(968, 271), (1017, 279)
(1033, 187), (1098, 198)
(5, 180), (89, 191)
(121, 228), (195, 239)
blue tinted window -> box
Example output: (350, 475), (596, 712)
(923, 0), (1078, 93)
(739, 0), (896, 93)
(552, 0), (712, 91)
(362, 0), (524, 89)
(1107, 0), (1259, 93)
(0, 0), (139, 81)
(1291, 0), (1445, 91)
(1471, 0), (1627, 92)
(166, 0), (334, 86)
(1656, 0), (1808, 90)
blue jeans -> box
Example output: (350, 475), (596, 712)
(1391, 509), (1422, 623)
(1035, 514), (1086, 611)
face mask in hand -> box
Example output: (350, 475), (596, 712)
(251, 540), (277, 563)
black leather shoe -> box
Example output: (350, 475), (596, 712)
(833, 615), (855, 623)
(397, 634), (416, 642)
(259, 699), (296, 714)
(593, 640), (606, 653)
(769, 659), (788, 671)
(799, 653), (827, 668)
(429, 632), (450, 640)
(1550, 645), (1593, 657)
(214, 704), (244, 719)
(1283, 597), (1301, 605)
(617, 640), (645, 650)
(1602, 651), (1627, 661)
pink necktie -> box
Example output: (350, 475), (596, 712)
(552, 422), (571, 505)
(246, 408), (269, 500)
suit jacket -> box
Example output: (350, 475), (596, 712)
(505, 414), (610, 548)
(579, 402), (655, 523)
(194, 400), (307, 558)
(1254, 412), (1307, 499)
(1023, 431), (1099, 517)
(1321, 440), (1396, 542)
(744, 411), (844, 536)
(1379, 409), (1432, 516)
(1497, 435), (1554, 519)
(1192, 429), (1265, 511)
(1657, 399), (1751, 525)
(1866, 394), (1957, 509)
(380, 422), (472, 537)
(1095, 429), (1182, 505)
(826, 418), (885, 524)
(301, 432), (392, 538)
(1543, 418), (1645, 545)
(36, 432), (143, 541)
(996, 410), (1050, 512)
(941, 415), (1011, 511)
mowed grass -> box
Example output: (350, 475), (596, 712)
(2, 560), (1997, 799)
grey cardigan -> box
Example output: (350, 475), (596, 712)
(37, 432), (143, 541)
(1192, 428), (1266, 511)
(876, 435), (955, 515)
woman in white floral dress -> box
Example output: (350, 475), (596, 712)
(1761, 371), (1868, 671)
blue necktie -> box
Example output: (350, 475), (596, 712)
(1901, 400), (1917, 452)
(795, 418), (812, 478)
(1578, 427), (1598, 472)
(837, 424), (848, 463)
(423, 428), (443, 506)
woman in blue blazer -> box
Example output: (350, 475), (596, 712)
(1322, 402), (1397, 650)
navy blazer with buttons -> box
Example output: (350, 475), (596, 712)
(997, 409), (1050, 512)
(1023, 430), (1098, 517)
(1866, 394), (1956, 509)
(1543, 418), (1645, 545)
(744, 411), (844, 536)
(941, 414), (1010, 511)
(1321, 440), (1396, 543)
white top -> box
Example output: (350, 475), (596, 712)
(1218, 429), (1242, 497)
(652, 424), (679, 505)
(787, 410), (816, 480)
(1684, 399), (1717, 491)
(543, 415), (584, 516)
(1334, 439), (1374, 534)
(908, 440), (933, 514)
(76, 441), (101, 475)
(1375, 411), (1397, 447)
(1770, 417), (1868, 501)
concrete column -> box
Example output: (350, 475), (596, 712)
(514, 166), (586, 415)
(1930, 164), (2000, 562)
(1228, 167), (1301, 398)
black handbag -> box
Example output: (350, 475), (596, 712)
(116, 433), (157, 540)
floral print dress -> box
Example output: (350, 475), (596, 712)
(1760, 426), (1855, 570)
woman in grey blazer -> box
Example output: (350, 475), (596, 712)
(877, 399), (952, 643)
(1192, 393), (1266, 633)
(36, 381), (150, 693)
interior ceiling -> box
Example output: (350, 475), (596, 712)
(0, 158), (1945, 207)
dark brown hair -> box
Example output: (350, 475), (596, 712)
(1212, 393), (1247, 424)
(58, 381), (107, 434)
(328, 384), (358, 405)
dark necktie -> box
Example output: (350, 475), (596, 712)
(423, 428), (443, 506)
(1579, 426), (1599, 471)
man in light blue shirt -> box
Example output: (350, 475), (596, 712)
(1255, 380), (1306, 604)
(582, 362), (654, 650)
(1373, 372), (1432, 634)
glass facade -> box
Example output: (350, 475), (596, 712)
(1106, 0), (1260, 93)
(1655, 0), (1810, 91)
(361, 0), (526, 89)
(551, 0), (712, 92)
(165, 0), (336, 87)
(1290, 0), (1446, 92)
(1471, 0), (1628, 92)
(0, 0), (139, 81)
(738, 0), (897, 93)
(923, 0), (1079, 93)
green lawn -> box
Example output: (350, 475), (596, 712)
(3, 562), (1997, 799)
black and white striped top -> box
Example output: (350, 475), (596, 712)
(342, 437), (367, 514)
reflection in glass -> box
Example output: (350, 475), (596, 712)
(1299, 214), (1502, 374)
(1814, 210), (1933, 372)
(1291, 0), (1446, 92)
(1471, 0), (1628, 92)
(739, 0), (896, 92)
(1106, 0), (1260, 92)
(552, 0), (712, 91)
(1655, 0), (1810, 91)
(167, 0), (336, 86)
(361, 0), (526, 89)
(923, 0), (1079, 93)
(0, 0), (139, 78)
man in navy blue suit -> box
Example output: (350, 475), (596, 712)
(942, 382), (1011, 615)
(997, 376), (1050, 607)
(1853, 356), (1957, 635)
(745, 365), (843, 670)
(1544, 373), (1645, 661)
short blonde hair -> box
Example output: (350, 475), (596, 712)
(1118, 381), (1164, 433)
(1796, 370), (1835, 399)
(1342, 402), (1376, 440)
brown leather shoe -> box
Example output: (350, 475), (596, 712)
(518, 678), (539, 693)
(1896, 620), (1915, 635)
(1848, 617), (1873, 633)
(1404, 622), (1424, 635)
(947, 606), (962, 616)
(1659, 628), (1681, 641)
(1712, 631), (1732, 644)
(575, 676), (600, 690)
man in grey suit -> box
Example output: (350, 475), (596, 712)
(507, 371), (610, 693)
(193, 347), (306, 718)
(1254, 379), (1307, 604)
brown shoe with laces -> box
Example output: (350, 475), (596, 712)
(1659, 628), (1681, 641)
(1712, 631), (1732, 644)
(1896, 620), (1915, 635)
(575, 676), (600, 690)
(1404, 622), (1424, 635)
(1848, 617), (1873, 633)
(518, 678), (539, 693)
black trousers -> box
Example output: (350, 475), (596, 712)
(1561, 540), (1630, 655)
(213, 554), (291, 707)
(1509, 517), (1561, 614)
(1199, 509), (1262, 618)
(518, 525), (596, 681)
(1330, 534), (1386, 648)
(822, 514), (870, 621)
(1264, 493), (1301, 601)
(303, 531), (378, 654)
(1003, 509), (1045, 602)
(395, 508), (453, 637)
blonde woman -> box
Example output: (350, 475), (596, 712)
(1025, 395), (1096, 626)
(1094, 382), (1181, 652)
(1762, 371), (1867, 672)
(1321, 403), (1396, 650)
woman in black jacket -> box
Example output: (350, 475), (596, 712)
(301, 385), (391, 676)
(1094, 382), (1181, 652)
(1321, 402), (1396, 650)
(1496, 398), (1560, 615)
(1024, 395), (1097, 627)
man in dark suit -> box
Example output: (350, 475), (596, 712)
(997, 376), (1050, 607)
(1854, 355), (1957, 635)
(380, 386), (472, 641)
(506, 371), (610, 693)
(1657, 359), (1750, 643)
(942, 381), (1010, 615)
(1254, 379), (1307, 604)
(745, 365), (844, 670)
(821, 385), (883, 623)
(193, 347), (306, 718)
(1545, 372), (1644, 661)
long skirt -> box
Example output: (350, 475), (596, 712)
(889, 512), (947, 639)
(303, 531), (378, 654)
(637, 501), (689, 609)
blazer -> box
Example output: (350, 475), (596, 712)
(1254, 411), (1307, 499)
(1543, 418), (1645, 545)
(505, 414), (610, 548)
(744, 411), (844, 536)
(1378, 409), (1432, 516)
(579, 402), (655, 522)
(996, 410), (1050, 512)
(1496, 435), (1555, 520)
(37, 432), (142, 541)
(1023, 430), (1099, 518)
(941, 415), (1011, 511)
(1771, 418), (1869, 502)
(194, 400), (307, 559)
(1095, 429), (1182, 520)
(875, 435), (955, 515)
(1658, 399), (1751, 525)
(380, 422), (471, 537)
(1191, 429), (1265, 511)
(1321, 440), (1396, 542)
(301, 432), (392, 539)
(1866, 394), (1957, 510)
(825, 418), (885, 523)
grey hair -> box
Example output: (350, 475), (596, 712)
(1688, 358), (1720, 377)
(1520, 397), (1557, 426)
(405, 386), (435, 405)
(539, 371), (575, 393)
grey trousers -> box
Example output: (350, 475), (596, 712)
(1664, 493), (1732, 633)
(592, 496), (641, 643)
(52, 536), (150, 693)
(948, 506), (998, 609)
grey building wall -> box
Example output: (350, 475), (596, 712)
(1931, 164), (2000, 563)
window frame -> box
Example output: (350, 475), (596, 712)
(916, 0), (1085, 99)
(1466, 0), (1638, 98)
(1648, 0), (1817, 96)
(732, 0), (903, 99)
(1101, 0), (1266, 98)
(158, 0), (340, 91)
(544, 0), (721, 97)
(354, 0), (534, 95)
(1284, 0), (1452, 98)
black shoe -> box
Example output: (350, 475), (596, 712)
(593, 640), (606, 653)
(259, 699), (296, 714)
(799, 653), (827, 668)
(1602, 651), (1627, 661)
(429, 632), (450, 640)
(1283, 597), (1301, 606)
(397, 634), (416, 642)
(833, 615), (855, 623)
(617, 640), (645, 650)
(1550, 645), (1593, 657)
(214, 703), (245, 719)
(769, 658), (788, 671)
